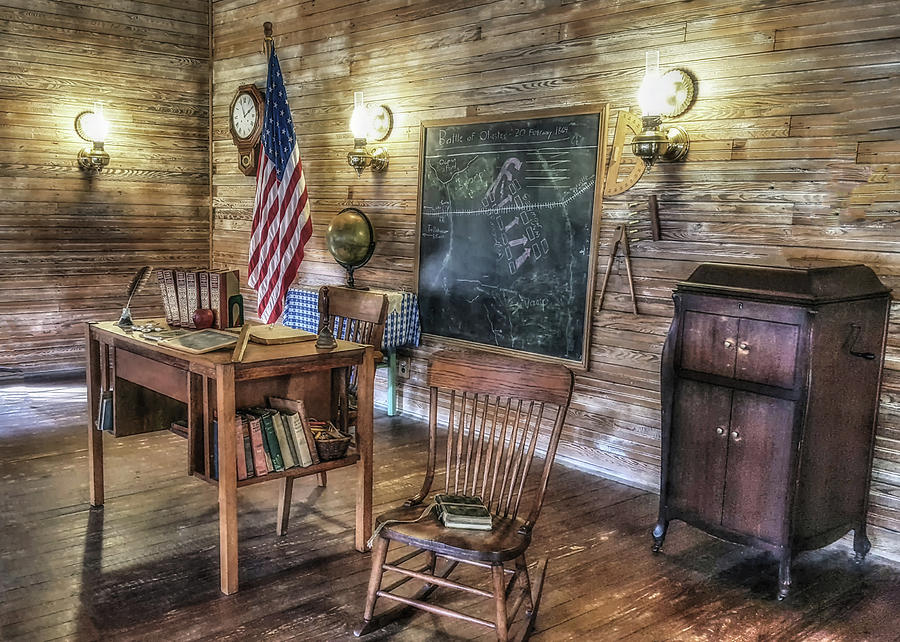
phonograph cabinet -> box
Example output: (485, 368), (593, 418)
(653, 263), (890, 599)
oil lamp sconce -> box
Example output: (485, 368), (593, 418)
(347, 91), (393, 176)
(631, 51), (696, 169)
(75, 102), (110, 172)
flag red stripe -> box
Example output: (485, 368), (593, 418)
(249, 131), (312, 322)
(252, 146), (310, 322)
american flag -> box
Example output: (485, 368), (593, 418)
(248, 45), (312, 323)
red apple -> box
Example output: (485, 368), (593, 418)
(192, 308), (214, 329)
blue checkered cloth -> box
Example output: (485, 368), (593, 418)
(284, 286), (421, 352)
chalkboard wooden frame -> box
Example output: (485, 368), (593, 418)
(414, 105), (609, 370)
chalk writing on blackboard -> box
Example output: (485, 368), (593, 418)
(416, 110), (606, 366)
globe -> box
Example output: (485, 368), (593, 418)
(325, 207), (376, 288)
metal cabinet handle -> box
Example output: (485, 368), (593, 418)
(715, 426), (724, 436)
(723, 339), (734, 349)
(738, 342), (750, 352)
(846, 323), (875, 360)
(731, 431), (741, 441)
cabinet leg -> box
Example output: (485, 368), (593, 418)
(853, 526), (871, 564)
(651, 518), (668, 553)
(777, 554), (792, 601)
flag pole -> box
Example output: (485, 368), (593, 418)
(263, 21), (273, 58)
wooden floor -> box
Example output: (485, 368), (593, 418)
(2, 378), (899, 641)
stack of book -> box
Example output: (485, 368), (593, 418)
(434, 494), (494, 531)
(155, 268), (242, 330)
(209, 397), (335, 481)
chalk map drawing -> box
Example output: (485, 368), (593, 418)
(418, 113), (601, 362)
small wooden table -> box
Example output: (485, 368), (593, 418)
(84, 320), (375, 595)
(285, 286), (421, 416)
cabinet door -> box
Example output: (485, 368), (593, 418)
(680, 311), (739, 378)
(668, 379), (732, 525)
(734, 319), (799, 389)
(721, 391), (795, 543)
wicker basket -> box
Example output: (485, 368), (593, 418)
(315, 435), (351, 461)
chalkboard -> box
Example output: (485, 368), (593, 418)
(416, 107), (608, 368)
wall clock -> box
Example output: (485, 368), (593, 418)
(229, 84), (265, 176)
(604, 110), (646, 196)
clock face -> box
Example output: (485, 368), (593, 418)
(232, 93), (258, 140)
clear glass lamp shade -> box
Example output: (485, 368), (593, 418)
(84, 103), (109, 143)
(349, 91), (370, 140)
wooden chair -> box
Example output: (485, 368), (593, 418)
(276, 285), (388, 535)
(354, 350), (573, 641)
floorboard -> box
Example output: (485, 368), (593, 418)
(1, 378), (898, 641)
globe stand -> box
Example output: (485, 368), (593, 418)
(343, 265), (369, 290)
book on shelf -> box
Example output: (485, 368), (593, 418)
(267, 397), (321, 465)
(185, 271), (199, 328)
(96, 390), (113, 432)
(246, 413), (270, 475)
(198, 270), (210, 311)
(278, 409), (314, 467)
(248, 408), (284, 472)
(276, 411), (304, 467)
(157, 270), (174, 325)
(234, 414), (249, 481)
(162, 269), (180, 327)
(260, 410), (285, 471)
(209, 269), (241, 329)
(434, 494), (493, 531)
(271, 412), (297, 469)
(240, 415), (255, 478)
(175, 270), (190, 327)
(170, 418), (188, 439)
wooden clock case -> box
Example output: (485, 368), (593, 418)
(229, 83), (265, 176)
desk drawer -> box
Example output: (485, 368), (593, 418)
(116, 349), (188, 403)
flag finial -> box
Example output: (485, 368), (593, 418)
(263, 22), (274, 57)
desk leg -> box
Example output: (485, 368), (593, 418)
(215, 364), (239, 595)
(85, 326), (104, 506)
(356, 347), (375, 551)
(186, 373), (204, 477)
(386, 351), (398, 417)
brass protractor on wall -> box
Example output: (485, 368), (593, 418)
(604, 110), (646, 196)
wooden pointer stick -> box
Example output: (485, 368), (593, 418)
(596, 230), (619, 312)
(232, 323), (252, 363)
(649, 195), (661, 241)
(620, 226), (639, 315)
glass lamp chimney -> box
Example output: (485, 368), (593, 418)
(349, 91), (370, 140)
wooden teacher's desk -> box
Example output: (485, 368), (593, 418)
(84, 320), (375, 595)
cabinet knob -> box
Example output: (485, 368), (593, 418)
(716, 426), (725, 436)
(738, 342), (751, 352)
(723, 339), (734, 349)
(731, 430), (741, 441)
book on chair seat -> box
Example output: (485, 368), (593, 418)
(435, 494), (493, 530)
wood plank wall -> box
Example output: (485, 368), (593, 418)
(0, 0), (211, 376)
(211, 0), (900, 555)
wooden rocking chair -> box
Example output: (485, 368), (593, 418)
(354, 350), (573, 641)
(276, 285), (388, 535)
